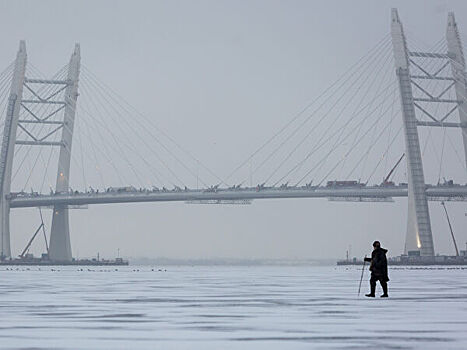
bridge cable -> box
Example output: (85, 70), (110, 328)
(292, 36), (444, 186)
(263, 39), (395, 186)
(78, 77), (153, 187)
(79, 75), (182, 187)
(82, 66), (220, 187)
(315, 93), (403, 187)
(302, 48), (396, 185)
(80, 72), (193, 188)
(280, 82), (398, 187)
(277, 80), (398, 187)
(363, 37), (448, 184)
(77, 83), (136, 188)
(347, 90), (401, 181)
(225, 34), (392, 183)
(248, 36), (393, 183)
(79, 74), (183, 187)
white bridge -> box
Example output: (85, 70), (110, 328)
(8, 185), (467, 208)
(1, 9), (467, 261)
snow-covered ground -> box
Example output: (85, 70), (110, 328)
(0, 265), (466, 349)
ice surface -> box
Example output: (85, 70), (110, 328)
(0, 265), (466, 349)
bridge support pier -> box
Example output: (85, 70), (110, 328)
(48, 44), (80, 262)
(0, 42), (27, 259)
(391, 9), (435, 256)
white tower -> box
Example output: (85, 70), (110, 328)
(0, 42), (27, 258)
(48, 44), (81, 261)
(446, 12), (467, 172)
(0, 42), (80, 260)
(391, 9), (434, 256)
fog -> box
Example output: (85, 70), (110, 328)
(0, 0), (466, 261)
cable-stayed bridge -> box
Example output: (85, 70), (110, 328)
(1, 9), (467, 261)
(7, 184), (467, 208)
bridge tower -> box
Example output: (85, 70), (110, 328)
(391, 9), (434, 256)
(446, 12), (467, 171)
(0, 42), (27, 258)
(48, 45), (80, 261)
(391, 10), (467, 256)
(0, 42), (80, 260)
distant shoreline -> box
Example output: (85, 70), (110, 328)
(127, 257), (338, 266)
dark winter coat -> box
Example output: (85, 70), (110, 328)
(365, 247), (389, 281)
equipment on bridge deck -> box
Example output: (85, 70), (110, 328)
(107, 186), (137, 193)
(326, 180), (366, 188)
(428, 196), (467, 202)
(328, 197), (394, 203)
(185, 199), (252, 205)
(43, 205), (88, 210)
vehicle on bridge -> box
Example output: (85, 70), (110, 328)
(439, 179), (460, 187)
(326, 180), (366, 188)
(5, 191), (28, 200)
(204, 185), (219, 193)
(107, 186), (137, 193)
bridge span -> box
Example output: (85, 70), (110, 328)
(9, 185), (467, 208)
(1, 9), (467, 260)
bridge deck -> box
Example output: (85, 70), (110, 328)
(8, 185), (467, 208)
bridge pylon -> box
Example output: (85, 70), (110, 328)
(0, 41), (27, 259)
(391, 9), (467, 257)
(0, 42), (80, 260)
(446, 12), (467, 172)
(391, 9), (434, 256)
(48, 44), (80, 261)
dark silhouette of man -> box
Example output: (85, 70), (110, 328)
(364, 241), (389, 298)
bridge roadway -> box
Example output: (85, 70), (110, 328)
(7, 184), (467, 208)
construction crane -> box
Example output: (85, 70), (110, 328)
(19, 223), (44, 258)
(19, 208), (48, 259)
(382, 153), (405, 185)
(441, 201), (459, 257)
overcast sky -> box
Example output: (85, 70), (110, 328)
(1, 0), (467, 261)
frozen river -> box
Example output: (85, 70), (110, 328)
(0, 265), (466, 349)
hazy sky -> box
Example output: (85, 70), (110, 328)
(1, 0), (467, 260)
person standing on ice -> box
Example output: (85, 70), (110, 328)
(364, 241), (389, 298)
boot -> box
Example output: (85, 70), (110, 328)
(366, 281), (376, 297)
(380, 282), (388, 298)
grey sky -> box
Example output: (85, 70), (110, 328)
(1, 0), (466, 260)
